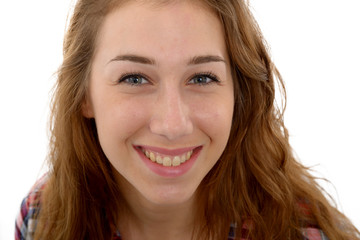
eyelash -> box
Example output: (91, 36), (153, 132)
(187, 72), (220, 86)
(118, 72), (150, 86)
(117, 71), (220, 86)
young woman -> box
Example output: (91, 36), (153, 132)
(15, 0), (360, 239)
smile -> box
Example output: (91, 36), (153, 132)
(141, 148), (193, 167)
(134, 145), (202, 177)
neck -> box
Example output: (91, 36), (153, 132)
(117, 177), (197, 240)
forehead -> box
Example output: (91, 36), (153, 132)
(94, 0), (227, 65)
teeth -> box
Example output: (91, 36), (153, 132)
(180, 154), (186, 163)
(156, 155), (163, 164)
(163, 157), (171, 167)
(172, 156), (181, 166)
(141, 148), (194, 167)
(186, 151), (192, 160)
(149, 152), (155, 162)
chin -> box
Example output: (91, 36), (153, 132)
(144, 184), (198, 206)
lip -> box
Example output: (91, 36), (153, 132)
(134, 145), (202, 178)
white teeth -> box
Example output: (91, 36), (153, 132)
(172, 156), (181, 166)
(180, 154), (186, 163)
(156, 155), (163, 164)
(142, 148), (194, 167)
(163, 157), (171, 167)
(186, 151), (192, 160)
(149, 152), (155, 162)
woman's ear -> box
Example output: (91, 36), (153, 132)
(82, 95), (94, 118)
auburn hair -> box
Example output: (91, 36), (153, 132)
(34, 0), (360, 239)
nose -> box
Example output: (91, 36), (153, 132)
(149, 86), (193, 140)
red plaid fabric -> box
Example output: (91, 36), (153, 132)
(15, 175), (46, 240)
(15, 177), (329, 240)
(302, 227), (330, 240)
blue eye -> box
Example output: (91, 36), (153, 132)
(188, 73), (219, 85)
(118, 74), (149, 85)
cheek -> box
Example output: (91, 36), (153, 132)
(189, 94), (234, 143)
(93, 96), (150, 147)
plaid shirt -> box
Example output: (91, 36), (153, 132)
(15, 177), (329, 240)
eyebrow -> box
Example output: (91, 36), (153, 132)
(108, 54), (226, 65)
(188, 55), (226, 65)
(108, 54), (156, 65)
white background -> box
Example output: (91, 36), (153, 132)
(0, 0), (359, 239)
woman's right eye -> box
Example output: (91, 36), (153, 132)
(118, 74), (149, 86)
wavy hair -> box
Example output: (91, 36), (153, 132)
(35, 0), (360, 239)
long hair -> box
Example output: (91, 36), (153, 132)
(35, 0), (360, 239)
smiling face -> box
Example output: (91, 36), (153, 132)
(84, 0), (234, 206)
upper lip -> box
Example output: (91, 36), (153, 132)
(135, 145), (200, 156)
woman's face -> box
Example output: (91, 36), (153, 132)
(84, 0), (234, 206)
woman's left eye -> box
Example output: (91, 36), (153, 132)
(188, 74), (219, 86)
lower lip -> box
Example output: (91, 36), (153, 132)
(134, 146), (202, 178)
